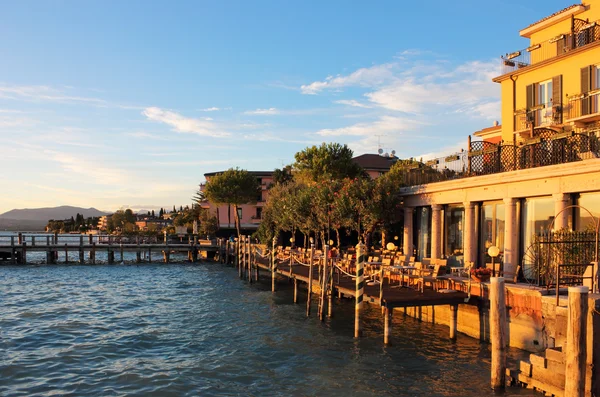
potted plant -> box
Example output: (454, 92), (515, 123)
(470, 267), (493, 282)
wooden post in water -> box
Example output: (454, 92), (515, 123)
(293, 277), (298, 303)
(384, 306), (392, 345)
(108, 249), (114, 264)
(148, 247), (152, 263)
(89, 234), (93, 244)
(565, 286), (589, 397)
(271, 237), (276, 293)
(120, 243), (124, 263)
(449, 304), (458, 340)
(328, 258), (334, 318)
(319, 245), (329, 321)
(91, 243), (96, 265)
(248, 238), (252, 283)
(32, 236), (35, 246)
(54, 232), (58, 244)
(306, 243), (314, 316)
(21, 242), (27, 265)
(45, 236), (51, 264)
(225, 241), (230, 265)
(11, 236), (15, 264)
(163, 250), (170, 264)
(355, 241), (365, 338)
(18, 232), (23, 245)
(490, 277), (506, 390)
(136, 237), (141, 263)
(79, 235), (84, 264)
(64, 244), (69, 264)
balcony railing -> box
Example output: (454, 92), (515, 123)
(566, 90), (600, 121)
(501, 19), (600, 74)
(514, 102), (563, 132)
(401, 131), (599, 188)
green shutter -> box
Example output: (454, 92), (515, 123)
(552, 75), (562, 123)
(582, 66), (591, 115)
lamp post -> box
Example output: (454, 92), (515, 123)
(488, 245), (500, 277)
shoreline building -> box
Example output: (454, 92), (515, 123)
(399, 0), (600, 280)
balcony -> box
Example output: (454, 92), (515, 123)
(565, 90), (600, 127)
(400, 131), (599, 188)
(514, 102), (563, 134)
(501, 19), (600, 74)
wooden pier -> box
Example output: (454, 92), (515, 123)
(0, 233), (219, 265)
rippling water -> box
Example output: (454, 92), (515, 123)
(0, 264), (537, 396)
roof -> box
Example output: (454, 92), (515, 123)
(473, 124), (502, 138)
(352, 153), (399, 171)
(520, 3), (585, 37)
(204, 170), (274, 178)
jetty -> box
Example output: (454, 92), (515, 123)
(0, 233), (218, 264)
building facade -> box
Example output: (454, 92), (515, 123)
(400, 0), (600, 282)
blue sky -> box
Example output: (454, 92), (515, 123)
(0, 0), (572, 213)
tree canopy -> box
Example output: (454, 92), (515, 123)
(203, 168), (261, 236)
(293, 142), (364, 183)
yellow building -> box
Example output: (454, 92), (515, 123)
(494, 0), (600, 142)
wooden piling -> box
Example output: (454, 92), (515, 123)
(449, 304), (458, 340)
(271, 237), (276, 293)
(120, 243), (124, 263)
(64, 244), (69, 264)
(79, 236), (84, 264)
(355, 242), (365, 337)
(18, 232), (23, 245)
(248, 239), (252, 283)
(384, 306), (392, 345)
(163, 250), (170, 264)
(328, 259), (334, 318)
(225, 241), (230, 265)
(319, 245), (329, 321)
(238, 238), (243, 279)
(108, 250), (114, 264)
(294, 278), (298, 303)
(565, 286), (589, 397)
(10, 236), (15, 264)
(21, 242), (27, 265)
(306, 244), (314, 316)
(490, 277), (506, 390)
(148, 248), (152, 263)
(91, 243), (96, 264)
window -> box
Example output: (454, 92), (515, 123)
(538, 79), (553, 125)
(480, 203), (505, 267)
(444, 206), (464, 267)
(576, 192), (600, 231)
(236, 208), (242, 222)
(414, 207), (431, 260)
(256, 207), (263, 220)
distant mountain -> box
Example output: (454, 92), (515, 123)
(0, 206), (109, 222)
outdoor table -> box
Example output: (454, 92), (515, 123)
(387, 265), (416, 287)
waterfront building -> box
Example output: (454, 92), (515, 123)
(400, 0), (600, 280)
(97, 215), (112, 231)
(199, 171), (273, 233)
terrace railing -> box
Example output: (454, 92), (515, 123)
(501, 18), (600, 74)
(566, 89), (600, 121)
(402, 130), (599, 188)
(514, 101), (563, 132)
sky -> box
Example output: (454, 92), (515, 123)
(0, 0), (574, 214)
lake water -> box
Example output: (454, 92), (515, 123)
(0, 261), (539, 396)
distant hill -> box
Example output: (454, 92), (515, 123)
(0, 206), (108, 223)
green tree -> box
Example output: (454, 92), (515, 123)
(293, 142), (364, 183)
(204, 168), (261, 237)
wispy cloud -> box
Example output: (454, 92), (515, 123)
(200, 107), (220, 112)
(316, 115), (425, 137)
(142, 107), (230, 138)
(243, 107), (280, 115)
(334, 99), (373, 109)
(300, 63), (395, 95)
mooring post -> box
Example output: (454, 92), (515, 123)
(293, 277), (298, 303)
(307, 243), (314, 316)
(18, 232), (23, 245)
(384, 306), (392, 345)
(108, 249), (114, 264)
(120, 243), (124, 263)
(91, 242), (96, 264)
(490, 277), (506, 390)
(355, 241), (365, 337)
(21, 242), (27, 265)
(271, 237), (276, 293)
(10, 236), (15, 264)
(450, 304), (458, 340)
(248, 238), (252, 283)
(64, 244), (69, 264)
(148, 247), (152, 263)
(54, 232), (58, 244)
(565, 286), (589, 397)
(88, 234), (93, 244)
(31, 236), (35, 246)
(79, 235), (84, 264)
(225, 241), (230, 265)
(328, 258), (334, 318)
(319, 245), (329, 321)
(240, 236), (245, 279)
(163, 250), (170, 264)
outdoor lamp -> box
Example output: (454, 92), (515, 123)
(386, 242), (396, 251)
(394, 236), (398, 240)
(488, 245), (500, 277)
(328, 239), (334, 246)
(309, 237), (314, 244)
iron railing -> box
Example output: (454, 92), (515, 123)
(501, 19), (600, 74)
(514, 102), (563, 132)
(566, 89), (600, 120)
(401, 130), (599, 187)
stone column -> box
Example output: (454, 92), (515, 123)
(553, 193), (571, 231)
(503, 198), (518, 280)
(431, 204), (443, 260)
(403, 207), (414, 256)
(464, 201), (476, 265)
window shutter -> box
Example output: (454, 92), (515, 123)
(526, 84), (536, 125)
(582, 66), (591, 115)
(557, 36), (566, 55)
(552, 75), (562, 123)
